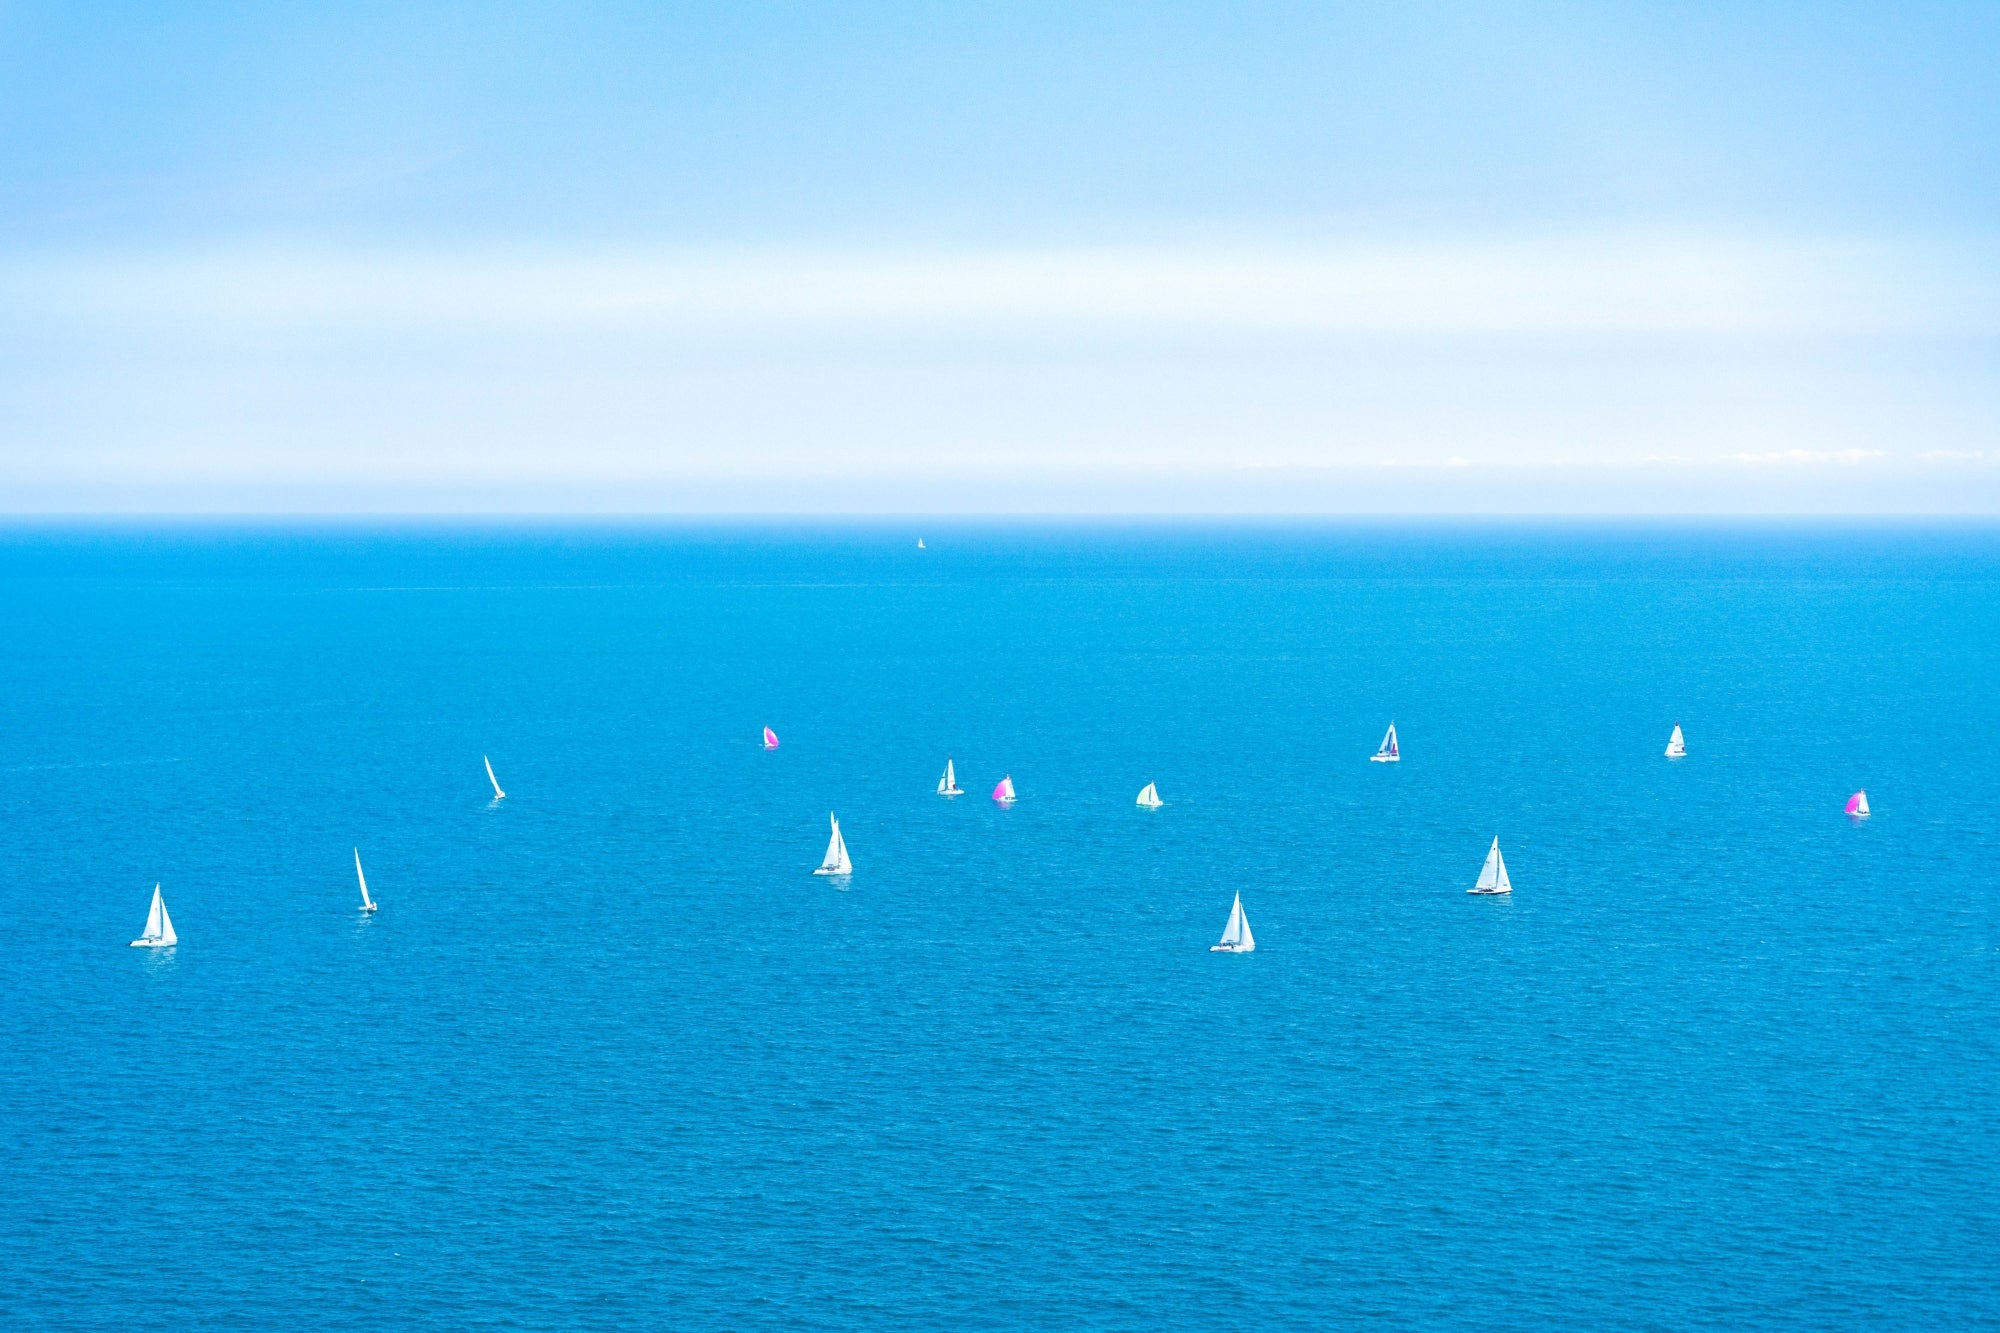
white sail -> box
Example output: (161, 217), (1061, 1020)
(1665, 724), (1686, 757)
(1211, 892), (1254, 952)
(484, 755), (506, 800)
(355, 848), (376, 911)
(938, 758), (962, 795)
(1470, 837), (1513, 894)
(814, 812), (852, 875)
(1372, 722), (1400, 762)
(131, 883), (176, 947)
(1136, 782), (1162, 808)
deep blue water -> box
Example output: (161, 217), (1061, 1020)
(2, 522), (1996, 1331)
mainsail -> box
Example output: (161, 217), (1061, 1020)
(355, 848), (377, 911)
(763, 727), (780, 750)
(484, 755), (506, 800)
(1210, 893), (1254, 952)
(1469, 837), (1513, 894)
(938, 758), (962, 795)
(1665, 724), (1686, 757)
(1372, 723), (1400, 762)
(814, 813), (852, 875)
(1136, 782), (1162, 808)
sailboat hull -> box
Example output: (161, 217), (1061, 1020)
(129, 938), (173, 947)
(1370, 753), (1399, 762)
(1209, 942), (1253, 952)
(812, 867), (850, 876)
(1467, 886), (1512, 895)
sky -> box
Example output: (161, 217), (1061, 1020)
(1, 1), (1996, 512)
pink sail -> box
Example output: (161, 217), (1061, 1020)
(763, 727), (779, 750)
(992, 774), (1015, 803)
(1845, 789), (1870, 816)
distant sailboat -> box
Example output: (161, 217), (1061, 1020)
(1469, 837), (1513, 895)
(1210, 893), (1255, 952)
(1372, 723), (1400, 762)
(814, 812), (852, 875)
(1136, 781), (1162, 808)
(354, 848), (377, 913)
(1665, 724), (1686, 758)
(917, 538), (926, 549)
(992, 774), (1016, 804)
(1846, 790), (1871, 817)
(938, 757), (963, 796)
(129, 883), (177, 948)
(484, 755), (506, 800)
(763, 727), (780, 750)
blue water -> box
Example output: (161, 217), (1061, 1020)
(2, 522), (1996, 1330)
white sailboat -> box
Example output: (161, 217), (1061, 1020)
(937, 757), (963, 796)
(1210, 893), (1255, 952)
(354, 848), (378, 913)
(1371, 723), (1400, 762)
(814, 812), (853, 876)
(1469, 837), (1513, 894)
(1136, 781), (1163, 808)
(1665, 724), (1686, 758)
(917, 538), (926, 549)
(484, 755), (506, 800)
(129, 883), (177, 948)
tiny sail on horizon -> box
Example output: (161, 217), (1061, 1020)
(355, 848), (377, 913)
(130, 883), (177, 948)
(814, 812), (853, 875)
(917, 538), (925, 549)
(992, 774), (1016, 804)
(1372, 723), (1400, 763)
(763, 726), (780, 750)
(1469, 837), (1513, 895)
(1136, 781), (1163, 808)
(1665, 724), (1687, 758)
(1846, 790), (1871, 817)
(1210, 893), (1255, 952)
(938, 757), (963, 796)
(484, 755), (506, 800)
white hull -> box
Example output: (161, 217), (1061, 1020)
(128, 938), (174, 948)
(1370, 754), (1399, 763)
(812, 867), (850, 877)
(360, 904), (378, 913)
(1467, 887), (1512, 895)
(1209, 942), (1253, 953)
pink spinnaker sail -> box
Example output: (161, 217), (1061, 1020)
(1845, 790), (1870, 816)
(992, 775), (1015, 802)
(763, 727), (779, 749)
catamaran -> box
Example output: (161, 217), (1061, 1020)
(1469, 837), (1513, 894)
(992, 775), (1016, 804)
(1136, 782), (1162, 808)
(1372, 723), (1400, 762)
(484, 755), (506, 800)
(130, 884), (177, 948)
(763, 727), (780, 750)
(1665, 724), (1686, 758)
(937, 758), (963, 796)
(1846, 790), (1871, 817)
(1210, 893), (1255, 952)
(814, 813), (852, 875)
(354, 848), (377, 913)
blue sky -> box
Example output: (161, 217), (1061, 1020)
(2, 2), (1996, 511)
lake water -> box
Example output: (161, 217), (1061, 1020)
(2, 522), (1996, 1330)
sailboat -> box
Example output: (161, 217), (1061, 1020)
(1665, 724), (1686, 758)
(1372, 723), (1400, 762)
(992, 774), (1016, 804)
(354, 848), (378, 913)
(1136, 781), (1163, 808)
(1846, 790), (1871, 817)
(129, 883), (177, 948)
(813, 812), (852, 875)
(484, 755), (506, 800)
(1469, 837), (1513, 894)
(1210, 893), (1255, 952)
(937, 757), (963, 796)
(763, 726), (780, 750)
(917, 538), (926, 549)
